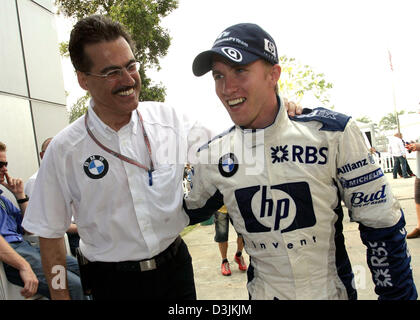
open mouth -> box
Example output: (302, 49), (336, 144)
(116, 88), (135, 96)
(227, 97), (246, 108)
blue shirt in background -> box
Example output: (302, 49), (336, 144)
(0, 189), (24, 243)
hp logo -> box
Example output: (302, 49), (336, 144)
(234, 182), (316, 233)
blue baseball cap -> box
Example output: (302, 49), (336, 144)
(192, 23), (279, 77)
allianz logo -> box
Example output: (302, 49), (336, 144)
(337, 159), (368, 174)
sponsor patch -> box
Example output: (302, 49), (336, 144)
(350, 185), (387, 208)
(340, 168), (384, 188)
(221, 47), (243, 62)
(83, 155), (109, 179)
(218, 153), (239, 177)
(271, 145), (328, 165)
(337, 159), (368, 174)
(234, 182), (316, 233)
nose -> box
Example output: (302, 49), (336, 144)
(221, 74), (238, 96)
(120, 68), (137, 86)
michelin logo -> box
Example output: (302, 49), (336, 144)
(340, 168), (384, 188)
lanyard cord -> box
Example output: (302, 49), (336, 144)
(84, 110), (155, 184)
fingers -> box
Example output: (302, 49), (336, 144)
(20, 275), (39, 298)
(287, 101), (298, 116)
(1, 173), (24, 194)
(284, 99), (304, 117)
(21, 281), (38, 298)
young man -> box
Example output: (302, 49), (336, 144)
(0, 142), (84, 299)
(184, 23), (417, 299)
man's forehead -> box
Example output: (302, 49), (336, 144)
(211, 54), (241, 69)
(84, 37), (134, 67)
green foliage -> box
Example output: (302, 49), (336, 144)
(69, 93), (90, 123)
(379, 110), (405, 131)
(356, 116), (372, 123)
(278, 55), (334, 108)
(55, 0), (178, 121)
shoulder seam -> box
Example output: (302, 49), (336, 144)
(197, 126), (235, 153)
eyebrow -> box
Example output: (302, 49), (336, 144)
(99, 59), (136, 74)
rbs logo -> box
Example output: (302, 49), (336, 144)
(235, 182), (316, 233)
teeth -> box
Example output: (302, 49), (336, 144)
(228, 98), (246, 106)
(117, 88), (134, 96)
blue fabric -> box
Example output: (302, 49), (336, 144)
(291, 107), (351, 132)
(4, 241), (86, 300)
(359, 212), (418, 300)
(0, 190), (24, 243)
(184, 189), (224, 225)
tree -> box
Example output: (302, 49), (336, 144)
(55, 0), (178, 121)
(378, 110), (405, 131)
(278, 55), (334, 109)
(356, 116), (372, 124)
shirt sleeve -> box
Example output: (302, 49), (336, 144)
(183, 155), (224, 225)
(336, 119), (417, 300)
(21, 140), (73, 238)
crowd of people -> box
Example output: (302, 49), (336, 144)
(0, 15), (418, 300)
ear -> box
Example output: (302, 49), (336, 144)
(270, 64), (281, 83)
(76, 71), (89, 91)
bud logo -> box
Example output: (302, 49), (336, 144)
(350, 185), (386, 208)
(234, 182), (316, 233)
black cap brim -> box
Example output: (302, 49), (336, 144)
(192, 47), (261, 77)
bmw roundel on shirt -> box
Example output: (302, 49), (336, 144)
(83, 155), (109, 179)
(218, 153), (239, 177)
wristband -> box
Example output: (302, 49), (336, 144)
(17, 195), (29, 204)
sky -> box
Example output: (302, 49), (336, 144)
(55, 0), (420, 133)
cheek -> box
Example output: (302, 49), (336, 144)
(215, 83), (224, 101)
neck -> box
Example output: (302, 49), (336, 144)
(92, 106), (131, 131)
(248, 94), (279, 129)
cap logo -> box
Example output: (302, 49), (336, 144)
(221, 47), (243, 62)
(217, 31), (230, 39)
(264, 39), (276, 56)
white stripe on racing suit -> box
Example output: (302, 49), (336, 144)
(184, 95), (417, 300)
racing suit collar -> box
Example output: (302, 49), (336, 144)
(238, 95), (287, 149)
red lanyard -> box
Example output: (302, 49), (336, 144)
(84, 109), (155, 185)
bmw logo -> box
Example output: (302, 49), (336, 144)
(83, 155), (109, 179)
(218, 153), (239, 177)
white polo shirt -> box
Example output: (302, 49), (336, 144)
(22, 100), (212, 262)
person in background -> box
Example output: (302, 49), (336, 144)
(388, 132), (411, 179)
(214, 205), (247, 276)
(0, 141), (84, 299)
(405, 139), (420, 239)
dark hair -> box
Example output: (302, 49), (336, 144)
(69, 15), (135, 72)
(0, 141), (6, 152)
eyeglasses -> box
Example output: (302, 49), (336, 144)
(85, 61), (140, 82)
(0, 161), (7, 169)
